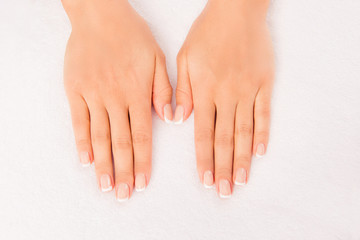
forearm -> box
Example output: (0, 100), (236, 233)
(61, 0), (132, 29)
(61, 0), (127, 10)
(207, 0), (270, 21)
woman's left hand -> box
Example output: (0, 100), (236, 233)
(175, 0), (274, 198)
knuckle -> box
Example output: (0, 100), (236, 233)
(94, 164), (113, 174)
(196, 156), (213, 165)
(115, 171), (134, 182)
(254, 130), (269, 139)
(176, 87), (191, 99)
(72, 117), (90, 128)
(235, 124), (253, 136)
(134, 160), (151, 171)
(112, 136), (132, 150)
(215, 133), (234, 147)
(215, 167), (232, 178)
(153, 86), (172, 100)
(234, 154), (251, 164)
(132, 131), (151, 145)
(195, 128), (214, 143)
(76, 138), (91, 148)
(92, 132), (111, 144)
(256, 106), (271, 119)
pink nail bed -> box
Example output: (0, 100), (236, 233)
(203, 171), (214, 188)
(100, 174), (112, 192)
(219, 179), (231, 198)
(164, 104), (173, 123)
(173, 105), (184, 124)
(117, 183), (129, 202)
(256, 143), (265, 158)
(235, 168), (247, 186)
(79, 152), (90, 166)
(135, 174), (146, 192)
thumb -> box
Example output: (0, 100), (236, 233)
(174, 49), (193, 124)
(152, 51), (173, 123)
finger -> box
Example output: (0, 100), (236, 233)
(152, 51), (173, 123)
(88, 102), (114, 193)
(193, 98), (216, 189)
(233, 100), (254, 186)
(107, 104), (133, 202)
(253, 83), (272, 158)
(214, 102), (236, 198)
(174, 49), (193, 124)
(68, 93), (93, 167)
(129, 100), (152, 193)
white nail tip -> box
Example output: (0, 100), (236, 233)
(101, 186), (113, 192)
(234, 181), (246, 186)
(219, 194), (231, 199)
(117, 197), (128, 203)
(164, 116), (172, 124)
(135, 186), (146, 192)
(204, 184), (214, 189)
(81, 162), (91, 167)
(173, 118), (183, 125)
(255, 153), (264, 159)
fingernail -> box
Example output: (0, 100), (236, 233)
(100, 174), (112, 192)
(135, 174), (146, 192)
(234, 168), (247, 186)
(79, 152), (90, 167)
(256, 143), (266, 158)
(203, 171), (214, 188)
(173, 105), (184, 124)
(116, 183), (129, 202)
(219, 179), (231, 198)
(163, 104), (173, 123)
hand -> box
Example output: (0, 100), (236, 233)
(62, 0), (172, 201)
(175, 0), (274, 198)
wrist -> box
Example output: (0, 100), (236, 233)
(61, 0), (130, 26)
(208, 0), (269, 20)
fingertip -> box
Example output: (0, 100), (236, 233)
(173, 105), (184, 124)
(135, 173), (147, 192)
(218, 179), (232, 199)
(116, 183), (130, 202)
(254, 142), (266, 158)
(79, 151), (92, 167)
(234, 167), (247, 186)
(203, 170), (214, 189)
(163, 103), (173, 123)
(99, 173), (114, 192)
(173, 103), (193, 124)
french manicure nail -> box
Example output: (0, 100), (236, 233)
(234, 168), (247, 186)
(100, 174), (112, 192)
(219, 179), (231, 198)
(79, 152), (90, 167)
(173, 105), (184, 124)
(203, 171), (214, 188)
(256, 143), (266, 158)
(135, 174), (146, 192)
(163, 104), (173, 123)
(117, 183), (129, 202)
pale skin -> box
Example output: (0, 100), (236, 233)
(62, 0), (273, 200)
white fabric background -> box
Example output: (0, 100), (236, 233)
(0, 0), (360, 239)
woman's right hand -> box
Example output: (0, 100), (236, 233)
(62, 0), (173, 202)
